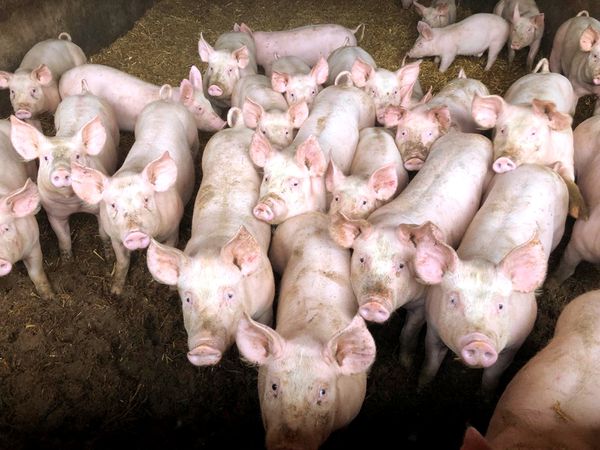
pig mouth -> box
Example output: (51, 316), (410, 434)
(187, 344), (223, 366)
(15, 109), (32, 119)
(358, 295), (393, 323)
(0, 258), (13, 276)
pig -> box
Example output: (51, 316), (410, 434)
(236, 211), (376, 450)
(270, 55), (329, 107)
(408, 14), (509, 73)
(0, 120), (53, 300)
(413, 164), (568, 393)
(461, 289), (600, 449)
(70, 91), (198, 295)
(235, 22), (365, 76)
(249, 82), (376, 225)
(326, 127), (408, 242)
(326, 46), (377, 86)
(10, 86), (119, 260)
(551, 114), (600, 285)
(59, 63), (225, 132)
(231, 74), (309, 148)
(145, 107), (274, 366)
(383, 68), (489, 170)
(344, 132), (492, 367)
(549, 10), (600, 101)
(0, 32), (86, 121)
(413, 0), (457, 28)
(198, 30), (257, 106)
(493, 0), (544, 70)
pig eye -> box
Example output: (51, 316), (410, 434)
(110, 203), (116, 210)
(449, 294), (457, 306)
(2, 225), (10, 232)
(334, 196), (339, 202)
(317, 387), (327, 405)
(499, 127), (506, 135)
(311, 89), (316, 96)
(427, 131), (433, 137)
(43, 155), (49, 161)
(530, 130), (536, 136)
(183, 294), (192, 305)
(31, 88), (37, 95)
(393, 89), (398, 96)
(261, 129), (266, 135)
(263, 174), (270, 182)
(75, 154), (81, 160)
(498, 303), (504, 311)
(400, 130), (407, 138)
(9, 90), (15, 99)
(361, 199), (368, 207)
(144, 197), (149, 203)
(397, 262), (405, 270)
(290, 93), (296, 99)
(359, 256), (366, 265)
(197, 106), (203, 113)
(285, 130), (289, 136)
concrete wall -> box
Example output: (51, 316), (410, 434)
(0, 0), (155, 117)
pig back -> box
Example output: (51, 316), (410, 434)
(20, 38), (87, 76)
(0, 121), (29, 193)
(230, 74), (287, 110)
(430, 77), (489, 132)
(504, 71), (577, 115)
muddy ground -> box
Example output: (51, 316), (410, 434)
(0, 1), (597, 449)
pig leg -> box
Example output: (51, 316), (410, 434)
(484, 43), (503, 71)
(507, 47), (515, 67)
(481, 345), (519, 395)
(97, 219), (113, 263)
(418, 326), (448, 389)
(552, 240), (583, 284)
(23, 242), (54, 300)
(526, 38), (542, 72)
(47, 213), (73, 260)
(399, 301), (426, 369)
(110, 239), (131, 296)
(438, 53), (456, 73)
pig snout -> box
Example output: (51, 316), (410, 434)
(123, 231), (151, 250)
(403, 157), (425, 171)
(459, 333), (498, 368)
(492, 157), (517, 173)
(0, 258), (13, 276)
(358, 295), (392, 323)
(593, 75), (600, 86)
(210, 113), (227, 130)
(15, 109), (32, 120)
(208, 84), (224, 97)
(187, 344), (223, 366)
(50, 168), (72, 188)
(254, 196), (286, 224)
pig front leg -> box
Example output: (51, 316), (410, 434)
(23, 242), (54, 300)
(438, 53), (457, 73)
(97, 218), (113, 263)
(399, 301), (426, 369)
(110, 239), (131, 296)
(418, 325), (448, 389)
(526, 38), (542, 72)
(47, 213), (73, 260)
(507, 47), (515, 67)
(481, 345), (519, 395)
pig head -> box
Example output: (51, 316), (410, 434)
(0, 65), (59, 119)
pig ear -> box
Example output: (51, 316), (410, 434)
(369, 163), (398, 201)
(287, 101), (309, 128)
(511, 2), (521, 23)
(227, 106), (245, 128)
(396, 59), (421, 86)
(249, 129), (274, 167)
(531, 13), (544, 29)
(233, 46), (250, 69)
(220, 225), (262, 276)
(146, 238), (186, 286)
(471, 94), (505, 129)
(325, 159), (345, 192)
(71, 161), (108, 205)
(382, 105), (407, 127)
(419, 85), (434, 104)
(295, 136), (326, 176)
(329, 214), (371, 248)
(198, 33), (214, 62)
(142, 152), (178, 192)
(580, 26), (600, 52)
(242, 97), (263, 128)
(411, 221), (457, 284)
(413, 1), (427, 17)
(350, 58), (375, 87)
(310, 56), (329, 85)
(10, 115), (46, 160)
(0, 71), (12, 89)
(531, 99), (572, 130)
(428, 106), (451, 132)
(461, 426), (492, 450)
(2, 179), (40, 218)
(417, 21), (434, 40)
(499, 234), (547, 293)
(179, 78), (194, 106)
(188, 65), (203, 89)
(32, 64), (53, 86)
(236, 313), (284, 365)
(238, 23), (253, 35)
(78, 116), (107, 156)
(324, 315), (376, 375)
(271, 71), (289, 93)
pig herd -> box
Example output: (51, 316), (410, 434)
(2, 1), (600, 449)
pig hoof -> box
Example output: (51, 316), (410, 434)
(399, 352), (414, 370)
(38, 286), (56, 301)
(110, 283), (123, 296)
(102, 243), (115, 263)
(60, 250), (73, 262)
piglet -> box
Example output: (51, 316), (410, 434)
(237, 211), (376, 450)
(71, 88), (198, 295)
(414, 0), (457, 28)
(408, 14), (509, 72)
(271, 55), (329, 107)
(0, 32), (86, 121)
(0, 120), (53, 300)
(413, 164), (568, 393)
(146, 108), (274, 366)
(461, 289), (600, 449)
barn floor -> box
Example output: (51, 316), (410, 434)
(0, 0), (597, 449)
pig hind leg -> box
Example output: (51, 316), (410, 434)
(418, 326), (449, 389)
(552, 239), (583, 284)
(23, 241), (55, 300)
(484, 42), (504, 71)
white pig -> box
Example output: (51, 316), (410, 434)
(236, 211), (376, 450)
(146, 108), (274, 366)
(345, 133), (492, 367)
(0, 32), (86, 120)
(408, 14), (509, 73)
(326, 46), (377, 86)
(59, 63), (226, 132)
(70, 91), (198, 295)
(231, 74), (309, 148)
(10, 87), (119, 260)
(461, 289), (600, 449)
(270, 55), (329, 107)
(413, 0), (457, 28)
(413, 164), (568, 392)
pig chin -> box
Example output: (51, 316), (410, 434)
(0, 258), (13, 276)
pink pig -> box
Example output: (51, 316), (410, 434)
(270, 56), (329, 107)
(408, 14), (509, 73)
(413, 164), (568, 392)
(10, 87), (119, 260)
(70, 92), (198, 295)
(146, 108), (274, 366)
(0, 32), (86, 120)
(384, 68), (489, 170)
(231, 74), (309, 148)
(0, 121), (53, 300)
(249, 83), (375, 225)
(413, 0), (457, 28)
(461, 289), (600, 449)
(345, 133), (492, 367)
(59, 63), (225, 132)
(326, 127), (409, 245)
(326, 46), (377, 86)
(236, 211), (376, 450)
